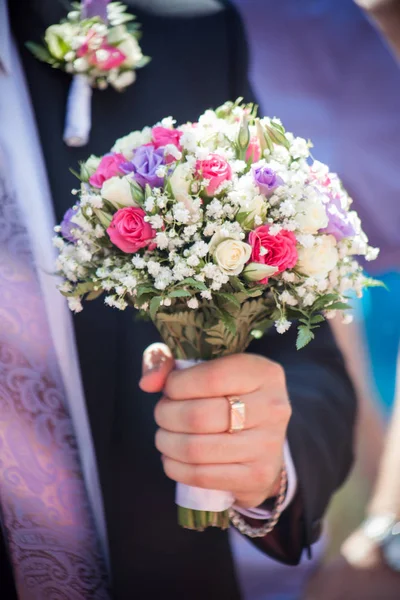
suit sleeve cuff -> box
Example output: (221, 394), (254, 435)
(233, 439), (297, 519)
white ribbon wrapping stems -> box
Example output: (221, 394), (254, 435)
(175, 358), (235, 512)
(63, 74), (93, 147)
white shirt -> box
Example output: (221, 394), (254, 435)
(0, 3), (315, 597)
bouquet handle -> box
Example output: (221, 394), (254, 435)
(63, 74), (92, 147)
(175, 359), (234, 530)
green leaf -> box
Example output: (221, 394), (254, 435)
(216, 292), (241, 309)
(86, 289), (103, 301)
(252, 318), (274, 332)
(59, 282), (95, 297)
(246, 286), (264, 298)
(230, 277), (246, 293)
(296, 326), (315, 350)
(25, 41), (55, 64)
(217, 308), (237, 336)
(326, 302), (352, 311)
(150, 296), (162, 320)
(177, 277), (207, 291)
(363, 277), (388, 290)
(312, 293), (339, 312)
(205, 336), (226, 347)
(298, 318), (310, 325)
(136, 284), (155, 296)
(310, 314), (325, 325)
(169, 289), (192, 298)
(69, 167), (84, 181)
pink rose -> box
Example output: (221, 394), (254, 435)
(88, 43), (126, 70)
(89, 153), (126, 188)
(77, 31), (126, 70)
(107, 207), (156, 253)
(76, 30), (99, 58)
(245, 137), (261, 162)
(151, 127), (183, 150)
(195, 154), (232, 196)
(248, 225), (298, 283)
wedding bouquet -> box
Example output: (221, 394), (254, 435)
(54, 99), (378, 530)
(27, 1), (149, 145)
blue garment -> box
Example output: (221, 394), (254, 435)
(361, 272), (400, 415)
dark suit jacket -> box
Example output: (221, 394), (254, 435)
(5, 1), (357, 598)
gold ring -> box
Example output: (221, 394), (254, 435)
(226, 396), (246, 433)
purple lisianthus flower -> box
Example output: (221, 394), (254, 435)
(60, 207), (81, 243)
(320, 196), (356, 241)
(121, 145), (165, 188)
(252, 165), (283, 196)
(82, 0), (109, 21)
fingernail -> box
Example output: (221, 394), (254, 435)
(142, 343), (172, 376)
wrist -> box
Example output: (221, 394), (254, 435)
(344, 514), (400, 573)
(341, 527), (382, 568)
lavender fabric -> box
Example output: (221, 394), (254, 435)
(0, 146), (110, 599)
(60, 207), (82, 243)
(234, 0), (400, 273)
(252, 165), (283, 196)
(121, 145), (165, 188)
(82, 0), (109, 21)
(320, 196), (356, 241)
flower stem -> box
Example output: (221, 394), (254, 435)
(178, 507), (230, 531)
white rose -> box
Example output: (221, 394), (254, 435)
(112, 128), (152, 159)
(73, 57), (89, 73)
(214, 239), (252, 276)
(45, 24), (73, 59)
(237, 194), (267, 229)
(101, 176), (137, 209)
(118, 37), (143, 68)
(298, 235), (339, 279)
(110, 70), (136, 91)
(169, 163), (194, 212)
(295, 199), (328, 234)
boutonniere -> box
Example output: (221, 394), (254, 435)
(27, 1), (150, 146)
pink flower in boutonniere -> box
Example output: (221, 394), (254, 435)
(27, 3), (149, 146)
(77, 30), (127, 70)
(89, 43), (127, 70)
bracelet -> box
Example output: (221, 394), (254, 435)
(229, 467), (288, 538)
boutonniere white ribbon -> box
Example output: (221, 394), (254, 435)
(27, 0), (150, 147)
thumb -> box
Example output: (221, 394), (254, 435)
(139, 343), (175, 393)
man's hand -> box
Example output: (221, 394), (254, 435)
(139, 343), (291, 509)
